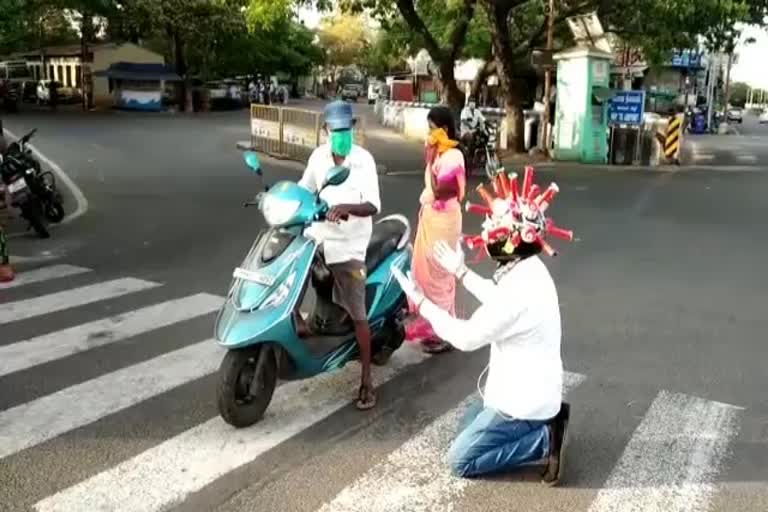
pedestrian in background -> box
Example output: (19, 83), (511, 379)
(0, 129), (14, 282)
(0, 223), (13, 282)
(405, 105), (466, 353)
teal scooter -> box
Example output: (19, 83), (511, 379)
(215, 151), (412, 428)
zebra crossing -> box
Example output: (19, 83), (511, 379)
(0, 262), (749, 511)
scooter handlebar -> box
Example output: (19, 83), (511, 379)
(20, 129), (37, 144)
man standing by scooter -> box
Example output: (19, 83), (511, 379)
(296, 100), (381, 410)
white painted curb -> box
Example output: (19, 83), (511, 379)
(2, 128), (89, 226)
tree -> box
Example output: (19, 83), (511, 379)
(359, 28), (411, 78)
(0, 0), (82, 55)
(246, 0), (483, 109)
(318, 14), (369, 70)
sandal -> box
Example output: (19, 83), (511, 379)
(355, 384), (377, 411)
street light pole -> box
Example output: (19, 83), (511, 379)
(541, 0), (555, 156)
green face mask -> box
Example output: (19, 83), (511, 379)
(330, 129), (353, 157)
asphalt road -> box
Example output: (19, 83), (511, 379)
(685, 110), (768, 167)
(1, 103), (767, 512)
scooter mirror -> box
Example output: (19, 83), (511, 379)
(243, 151), (261, 174)
(323, 165), (350, 188)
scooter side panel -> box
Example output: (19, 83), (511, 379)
(215, 235), (361, 378)
(366, 247), (412, 321)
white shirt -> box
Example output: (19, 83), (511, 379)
(460, 107), (486, 136)
(298, 143), (381, 265)
(421, 256), (563, 420)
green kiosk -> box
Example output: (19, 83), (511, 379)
(552, 46), (614, 163)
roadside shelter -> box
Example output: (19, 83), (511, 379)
(93, 62), (181, 111)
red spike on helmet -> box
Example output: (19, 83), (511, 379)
(461, 166), (573, 259)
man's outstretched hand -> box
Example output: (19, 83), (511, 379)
(391, 267), (425, 307)
(434, 241), (468, 278)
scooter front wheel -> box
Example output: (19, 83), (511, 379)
(217, 344), (277, 428)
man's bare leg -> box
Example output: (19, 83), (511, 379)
(353, 319), (376, 410)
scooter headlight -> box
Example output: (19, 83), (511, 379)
(262, 271), (296, 309)
(261, 194), (301, 227)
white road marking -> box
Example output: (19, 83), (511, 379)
(694, 154), (715, 161)
(587, 390), (743, 512)
(3, 128), (89, 226)
(0, 264), (90, 290)
(0, 277), (160, 325)
(738, 154), (758, 163)
(34, 346), (429, 512)
(317, 372), (587, 512)
(0, 340), (223, 460)
(0, 293), (223, 378)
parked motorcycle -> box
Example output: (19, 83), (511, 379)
(0, 128), (65, 238)
(214, 150), (412, 428)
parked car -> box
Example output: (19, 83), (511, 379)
(36, 80), (79, 104)
(341, 85), (359, 102)
(726, 107), (743, 123)
(759, 109), (768, 124)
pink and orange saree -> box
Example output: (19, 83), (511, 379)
(406, 137), (466, 348)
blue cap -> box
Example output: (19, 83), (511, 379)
(324, 100), (355, 131)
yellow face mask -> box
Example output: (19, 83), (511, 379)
(426, 128), (459, 155)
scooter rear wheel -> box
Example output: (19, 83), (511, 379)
(217, 345), (277, 428)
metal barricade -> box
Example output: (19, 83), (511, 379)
(249, 104), (367, 162)
(282, 108), (321, 162)
(250, 104), (281, 155)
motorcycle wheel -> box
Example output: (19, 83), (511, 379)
(43, 197), (65, 223)
(21, 202), (50, 239)
(485, 149), (500, 180)
(217, 344), (277, 428)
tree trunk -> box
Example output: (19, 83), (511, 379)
(484, 1), (527, 153)
(438, 59), (465, 110)
(504, 88), (525, 153)
(723, 52), (733, 110)
(171, 29), (190, 112)
(470, 58), (495, 102)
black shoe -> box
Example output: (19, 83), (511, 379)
(542, 402), (570, 486)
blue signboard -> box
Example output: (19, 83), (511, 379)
(608, 90), (646, 125)
(670, 50), (702, 68)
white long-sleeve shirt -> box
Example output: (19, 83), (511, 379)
(420, 255), (563, 420)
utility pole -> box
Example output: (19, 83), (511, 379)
(541, 0), (555, 156)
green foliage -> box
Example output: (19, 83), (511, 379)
(105, 0), (323, 80)
(317, 13), (369, 68)
(0, 0), (83, 55)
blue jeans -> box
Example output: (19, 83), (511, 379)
(447, 399), (551, 478)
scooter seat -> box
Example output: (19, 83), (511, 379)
(365, 218), (407, 274)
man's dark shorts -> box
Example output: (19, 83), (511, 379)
(328, 259), (367, 322)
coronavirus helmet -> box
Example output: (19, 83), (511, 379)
(462, 166), (573, 262)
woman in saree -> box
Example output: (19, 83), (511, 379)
(406, 106), (466, 353)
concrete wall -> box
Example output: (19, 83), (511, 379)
(374, 100), (511, 150)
